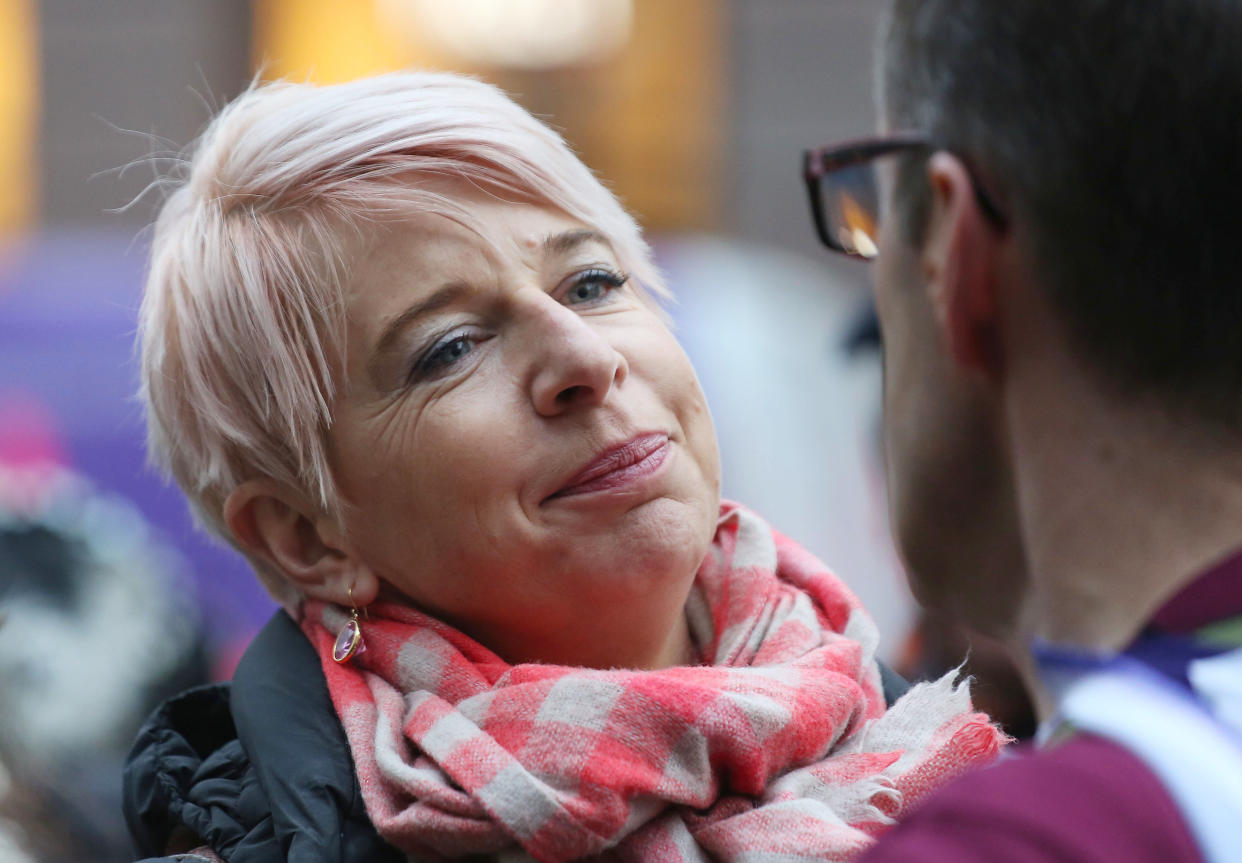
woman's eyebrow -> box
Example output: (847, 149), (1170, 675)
(371, 281), (467, 364)
(543, 229), (609, 257)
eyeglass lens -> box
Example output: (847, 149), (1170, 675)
(821, 162), (881, 259)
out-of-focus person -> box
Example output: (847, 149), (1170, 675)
(801, 2), (1242, 861)
(0, 462), (207, 863)
(123, 71), (1005, 863)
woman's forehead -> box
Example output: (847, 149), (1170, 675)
(358, 210), (597, 289)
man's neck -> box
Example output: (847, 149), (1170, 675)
(1010, 386), (1242, 654)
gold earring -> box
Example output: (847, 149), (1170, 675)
(332, 585), (366, 663)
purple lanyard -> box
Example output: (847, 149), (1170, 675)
(1034, 623), (1239, 698)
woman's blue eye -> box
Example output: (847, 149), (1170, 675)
(566, 268), (627, 305)
(414, 335), (473, 379)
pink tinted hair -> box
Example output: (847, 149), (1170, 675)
(138, 71), (668, 604)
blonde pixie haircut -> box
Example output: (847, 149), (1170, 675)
(139, 71), (667, 605)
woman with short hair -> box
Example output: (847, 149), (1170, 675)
(124, 71), (1002, 863)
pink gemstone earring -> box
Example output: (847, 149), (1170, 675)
(332, 586), (366, 664)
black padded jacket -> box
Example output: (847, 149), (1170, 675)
(122, 611), (405, 863)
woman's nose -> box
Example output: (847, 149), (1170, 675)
(528, 305), (628, 417)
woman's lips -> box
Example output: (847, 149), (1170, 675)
(548, 433), (671, 499)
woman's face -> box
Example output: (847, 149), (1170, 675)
(327, 180), (720, 660)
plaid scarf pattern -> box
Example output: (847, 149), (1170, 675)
(303, 503), (1004, 862)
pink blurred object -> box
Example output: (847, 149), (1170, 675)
(0, 390), (68, 469)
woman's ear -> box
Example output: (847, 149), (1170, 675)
(223, 480), (376, 606)
(922, 151), (1005, 380)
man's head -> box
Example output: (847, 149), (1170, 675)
(834, 0), (1242, 634)
(879, 0), (1242, 420)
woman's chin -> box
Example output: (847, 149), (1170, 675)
(568, 494), (718, 590)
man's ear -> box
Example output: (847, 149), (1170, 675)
(222, 480), (376, 607)
(921, 151), (1005, 379)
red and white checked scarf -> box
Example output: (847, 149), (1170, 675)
(303, 502), (1004, 862)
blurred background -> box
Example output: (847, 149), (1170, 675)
(0, 2), (1031, 860)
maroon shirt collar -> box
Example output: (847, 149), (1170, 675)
(1148, 546), (1242, 633)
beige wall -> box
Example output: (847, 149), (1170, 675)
(30, 0), (884, 255)
(36, 0), (251, 228)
